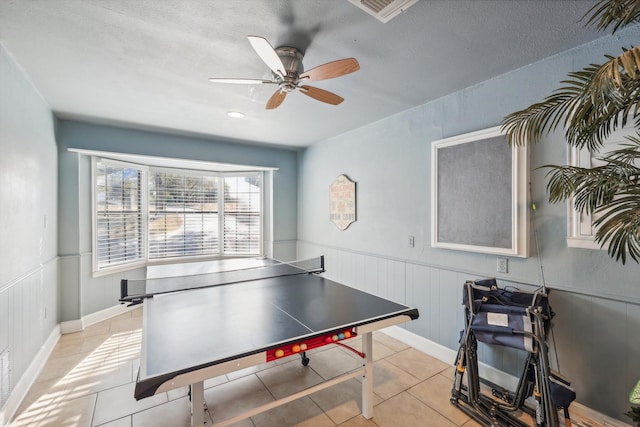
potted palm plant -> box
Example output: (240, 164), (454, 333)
(501, 0), (640, 264)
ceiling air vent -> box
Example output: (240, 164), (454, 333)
(348, 0), (419, 23)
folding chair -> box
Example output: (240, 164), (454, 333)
(450, 278), (575, 427)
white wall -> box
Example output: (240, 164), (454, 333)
(297, 26), (640, 420)
(0, 44), (59, 418)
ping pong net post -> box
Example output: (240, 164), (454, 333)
(119, 256), (325, 306)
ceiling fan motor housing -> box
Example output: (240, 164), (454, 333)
(274, 47), (304, 92)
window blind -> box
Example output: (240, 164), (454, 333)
(223, 175), (262, 255)
(148, 170), (219, 259)
(95, 161), (144, 268)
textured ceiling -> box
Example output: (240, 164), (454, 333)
(0, 0), (605, 147)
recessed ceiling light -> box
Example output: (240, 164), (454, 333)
(227, 111), (245, 118)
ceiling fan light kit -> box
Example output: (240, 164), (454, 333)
(209, 35), (359, 110)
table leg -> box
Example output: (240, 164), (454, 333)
(361, 331), (374, 419)
(191, 381), (205, 427)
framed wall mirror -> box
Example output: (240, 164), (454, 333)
(431, 126), (528, 257)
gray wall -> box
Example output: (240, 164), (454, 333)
(56, 120), (299, 320)
(297, 27), (640, 420)
(0, 45), (59, 410)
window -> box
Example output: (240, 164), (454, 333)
(94, 159), (145, 270)
(148, 170), (220, 259)
(93, 158), (263, 274)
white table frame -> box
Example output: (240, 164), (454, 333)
(147, 315), (412, 427)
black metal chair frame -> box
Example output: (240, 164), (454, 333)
(450, 279), (565, 427)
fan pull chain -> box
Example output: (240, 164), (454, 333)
(529, 181), (562, 372)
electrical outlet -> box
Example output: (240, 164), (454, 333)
(408, 235), (415, 248)
(497, 258), (508, 274)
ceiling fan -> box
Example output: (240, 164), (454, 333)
(208, 35), (360, 110)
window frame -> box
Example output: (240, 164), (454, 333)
(92, 157), (266, 276)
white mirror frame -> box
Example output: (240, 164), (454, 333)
(431, 126), (529, 258)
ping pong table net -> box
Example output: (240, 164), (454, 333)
(119, 256), (325, 306)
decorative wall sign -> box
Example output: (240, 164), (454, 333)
(431, 126), (528, 257)
(330, 174), (357, 230)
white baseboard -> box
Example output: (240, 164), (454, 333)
(83, 303), (137, 328)
(1, 325), (60, 427)
(59, 303), (137, 334)
(382, 326), (630, 427)
(58, 318), (84, 334)
(387, 325), (457, 363)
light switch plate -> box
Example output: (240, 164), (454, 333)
(497, 258), (508, 274)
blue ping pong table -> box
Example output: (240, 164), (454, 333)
(120, 257), (419, 427)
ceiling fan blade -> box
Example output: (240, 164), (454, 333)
(300, 58), (360, 82)
(208, 78), (275, 85)
(266, 90), (287, 110)
(299, 85), (344, 105)
(248, 35), (286, 78)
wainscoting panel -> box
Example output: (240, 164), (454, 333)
(0, 258), (58, 419)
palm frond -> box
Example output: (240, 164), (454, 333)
(592, 190), (640, 263)
(597, 138), (640, 185)
(543, 165), (580, 203)
(502, 69), (591, 146)
(589, 48), (640, 104)
(562, 65), (621, 151)
(503, 47), (640, 151)
(544, 160), (638, 211)
(543, 157), (640, 263)
(501, 93), (577, 146)
(602, 133), (640, 166)
(546, 166), (616, 211)
(583, 0), (640, 33)
(565, 49), (640, 150)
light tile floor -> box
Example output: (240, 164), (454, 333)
(8, 308), (587, 427)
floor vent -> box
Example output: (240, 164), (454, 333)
(0, 348), (10, 408)
(347, 0), (419, 23)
